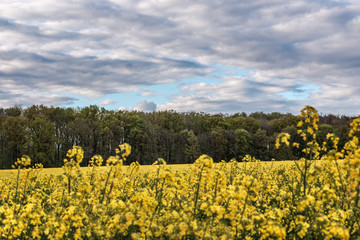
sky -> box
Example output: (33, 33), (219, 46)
(1, 0), (360, 115)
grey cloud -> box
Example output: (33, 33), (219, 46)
(0, 90), (75, 107)
(0, 50), (206, 98)
(0, 18), (80, 42)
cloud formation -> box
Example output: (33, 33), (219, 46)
(134, 100), (157, 112)
(0, 0), (360, 114)
(98, 99), (116, 106)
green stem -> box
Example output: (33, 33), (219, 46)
(303, 160), (307, 196)
(22, 170), (30, 202)
(68, 175), (71, 194)
(355, 182), (360, 208)
(147, 178), (166, 240)
(213, 176), (219, 200)
(240, 187), (250, 222)
(202, 215), (215, 240)
(100, 167), (113, 203)
(334, 160), (347, 208)
(14, 167), (21, 202)
(194, 165), (204, 216)
(106, 167), (122, 203)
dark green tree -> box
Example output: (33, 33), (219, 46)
(253, 129), (270, 161)
(5, 105), (22, 117)
(24, 117), (56, 166)
(184, 130), (201, 163)
(209, 129), (228, 162)
(235, 128), (253, 160)
(2, 116), (28, 168)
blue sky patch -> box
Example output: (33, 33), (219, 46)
(279, 82), (322, 101)
(211, 65), (253, 78)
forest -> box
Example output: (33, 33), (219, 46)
(0, 105), (355, 169)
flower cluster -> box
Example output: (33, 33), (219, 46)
(276, 133), (291, 149)
(12, 155), (32, 169)
(116, 143), (131, 160)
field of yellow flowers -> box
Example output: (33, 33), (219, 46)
(1, 106), (360, 239)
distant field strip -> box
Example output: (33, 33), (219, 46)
(0, 160), (298, 179)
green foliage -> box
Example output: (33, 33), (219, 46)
(235, 129), (253, 160)
(24, 117), (56, 166)
(252, 129), (269, 160)
(184, 130), (201, 163)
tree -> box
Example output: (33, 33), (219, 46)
(229, 117), (261, 133)
(0, 114), (6, 168)
(272, 133), (295, 161)
(24, 117), (56, 166)
(128, 126), (149, 164)
(5, 105), (22, 117)
(184, 130), (201, 163)
(47, 107), (75, 166)
(316, 124), (335, 145)
(152, 111), (184, 163)
(2, 116), (27, 168)
(270, 115), (298, 133)
(253, 129), (270, 161)
(235, 129), (253, 160)
(209, 129), (228, 162)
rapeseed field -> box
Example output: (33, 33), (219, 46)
(0, 106), (359, 239)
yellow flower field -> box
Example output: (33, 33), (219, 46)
(0, 162), (294, 180)
(0, 106), (360, 239)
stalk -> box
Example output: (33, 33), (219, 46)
(238, 181), (253, 239)
(240, 185), (251, 222)
(303, 159), (308, 196)
(100, 167), (113, 203)
(14, 166), (21, 202)
(193, 165), (204, 216)
(67, 175), (71, 194)
(22, 170), (30, 202)
(147, 178), (166, 239)
(213, 175), (219, 200)
(106, 167), (122, 203)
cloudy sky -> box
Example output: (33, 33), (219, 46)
(1, 0), (360, 115)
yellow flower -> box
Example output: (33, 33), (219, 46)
(117, 143), (131, 160)
(125, 212), (135, 223)
(178, 222), (188, 234)
(297, 222), (310, 238)
(65, 146), (84, 165)
(293, 142), (300, 148)
(297, 121), (303, 127)
(276, 133), (290, 148)
(307, 127), (314, 135)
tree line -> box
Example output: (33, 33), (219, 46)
(0, 105), (355, 169)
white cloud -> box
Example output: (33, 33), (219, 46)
(139, 89), (158, 97)
(118, 106), (129, 111)
(134, 100), (157, 112)
(98, 99), (116, 106)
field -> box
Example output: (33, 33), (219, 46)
(0, 164), (190, 179)
(0, 106), (360, 239)
(0, 161), (294, 180)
